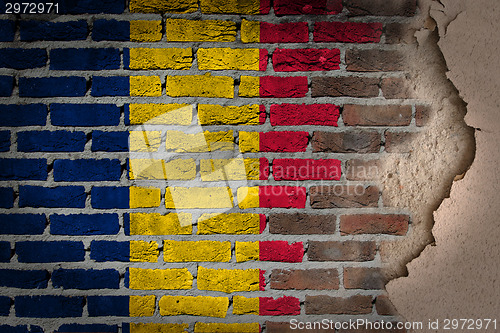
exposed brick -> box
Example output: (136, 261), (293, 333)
(346, 49), (406, 72)
(269, 213), (336, 234)
(343, 105), (412, 126)
(314, 22), (383, 43)
(87, 296), (129, 317)
(239, 76), (309, 98)
(0, 49), (47, 69)
(91, 187), (129, 209)
(260, 241), (304, 262)
(305, 295), (372, 314)
(345, 0), (417, 16)
(20, 21), (88, 41)
(0, 296), (10, 316)
(0, 131), (9, 152)
(312, 76), (380, 98)
(261, 131), (309, 152)
(91, 131), (129, 152)
(0, 214), (46, 235)
(90, 241), (129, 262)
(273, 48), (340, 71)
(308, 241), (376, 261)
(346, 159), (381, 181)
(167, 19), (236, 42)
(130, 0), (198, 13)
(381, 77), (414, 99)
(310, 185), (379, 208)
(0, 20), (15, 42)
(51, 104), (120, 127)
(0, 242), (10, 263)
(274, 0), (342, 15)
(260, 186), (307, 209)
(249, 21), (309, 43)
(17, 131), (86, 152)
(16, 241), (84, 263)
(270, 104), (340, 126)
(50, 48), (120, 70)
(0, 269), (49, 289)
(200, 0), (270, 14)
(166, 74), (233, 98)
(50, 214), (119, 235)
(416, 105), (432, 127)
(0, 76), (14, 97)
(270, 269), (339, 290)
(312, 131), (381, 153)
(273, 159), (341, 180)
(19, 77), (87, 97)
(385, 132), (418, 153)
(376, 295), (399, 316)
(52, 269), (120, 290)
(0, 159), (47, 181)
(92, 20), (129, 41)
(344, 267), (385, 289)
(386, 23), (417, 44)
(15, 296), (84, 318)
(0, 188), (14, 208)
(19, 186), (86, 208)
(340, 214), (410, 235)
(53, 159), (121, 182)
(0, 104), (48, 127)
(260, 296), (300, 315)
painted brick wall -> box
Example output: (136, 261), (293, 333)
(0, 0), (422, 331)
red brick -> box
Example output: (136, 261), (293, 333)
(269, 213), (336, 235)
(260, 296), (300, 316)
(344, 267), (385, 289)
(312, 131), (381, 153)
(310, 185), (379, 208)
(270, 269), (339, 290)
(314, 22), (383, 43)
(260, 157), (270, 180)
(270, 104), (340, 126)
(376, 295), (399, 316)
(340, 214), (410, 235)
(386, 23), (417, 44)
(346, 49), (406, 72)
(260, 22), (309, 43)
(273, 159), (341, 181)
(273, 48), (340, 72)
(385, 132), (418, 153)
(343, 105), (412, 126)
(260, 131), (309, 152)
(273, 0), (342, 15)
(305, 295), (372, 315)
(311, 76), (380, 98)
(260, 240), (304, 263)
(260, 76), (309, 98)
(308, 241), (376, 261)
(345, 0), (416, 16)
(259, 186), (307, 209)
(415, 105), (431, 127)
(260, 270), (266, 291)
(346, 159), (381, 181)
(381, 77), (414, 99)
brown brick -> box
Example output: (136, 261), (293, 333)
(343, 105), (412, 126)
(345, 0), (417, 17)
(344, 267), (385, 289)
(312, 131), (381, 153)
(376, 295), (399, 316)
(340, 326), (407, 333)
(386, 23), (417, 44)
(311, 76), (379, 98)
(266, 322), (332, 333)
(310, 185), (379, 208)
(269, 213), (336, 235)
(416, 105), (431, 127)
(346, 49), (406, 72)
(385, 132), (418, 153)
(305, 295), (373, 315)
(346, 159), (381, 181)
(381, 77), (414, 99)
(340, 214), (409, 235)
(308, 241), (376, 261)
(270, 269), (339, 290)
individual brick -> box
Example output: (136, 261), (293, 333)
(200, 158), (268, 181)
(260, 296), (300, 316)
(0, 131), (9, 152)
(91, 76), (129, 96)
(308, 241), (376, 261)
(159, 296), (229, 318)
(163, 240), (231, 262)
(0, 159), (47, 180)
(200, 0), (270, 14)
(312, 131), (381, 153)
(198, 104), (265, 125)
(0, 214), (46, 235)
(0, 76), (14, 97)
(273, 48), (340, 71)
(345, 0), (417, 16)
(343, 105), (412, 126)
(129, 186), (161, 208)
(130, 20), (162, 42)
(17, 131), (86, 152)
(273, 159), (341, 180)
(0, 104), (47, 127)
(130, 241), (159, 263)
(125, 48), (192, 70)
(375, 295), (399, 316)
(167, 19), (236, 42)
(232, 295), (259, 315)
(0, 269), (49, 289)
(239, 76), (308, 98)
(269, 213), (336, 234)
(310, 185), (379, 208)
(53, 159), (121, 182)
(52, 269), (120, 290)
(50, 214), (119, 235)
(0, 296), (10, 316)
(166, 187), (233, 209)
(305, 295), (372, 314)
(128, 159), (196, 180)
(198, 48), (267, 71)
(381, 77), (414, 99)
(127, 267), (193, 290)
(0, 20), (15, 41)
(0, 49), (47, 69)
(125, 212), (192, 236)
(270, 104), (340, 126)
(56, 324), (119, 333)
(385, 132), (418, 153)
(270, 269), (339, 290)
(91, 187), (129, 209)
(90, 241), (129, 262)
(340, 214), (410, 235)
(0, 325), (43, 332)
(92, 19), (129, 41)
(0, 242), (10, 262)
(20, 20), (87, 41)
(311, 76), (380, 98)
(239, 131), (309, 153)
(197, 266), (261, 293)
(166, 74), (233, 98)
(50, 48), (120, 70)
(124, 323), (189, 333)
(238, 186), (307, 209)
(346, 159), (381, 181)
(166, 130), (234, 152)
(15, 296), (84, 318)
(87, 296), (129, 317)
(242, 20), (308, 43)
(195, 323), (260, 333)
(273, 0), (342, 14)
(51, 104), (120, 126)
(130, 76), (162, 97)
(314, 22), (383, 43)
(0, 187), (14, 208)
(344, 267), (385, 289)
(198, 213), (265, 234)
(19, 186), (86, 208)
(346, 49), (406, 72)
(129, 131), (162, 152)
(127, 103), (192, 125)
(235, 241), (259, 262)
(416, 105), (431, 127)
(130, 0), (198, 13)
(16, 241), (84, 263)
(260, 241), (304, 262)
(386, 23), (417, 44)
(91, 131), (128, 152)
